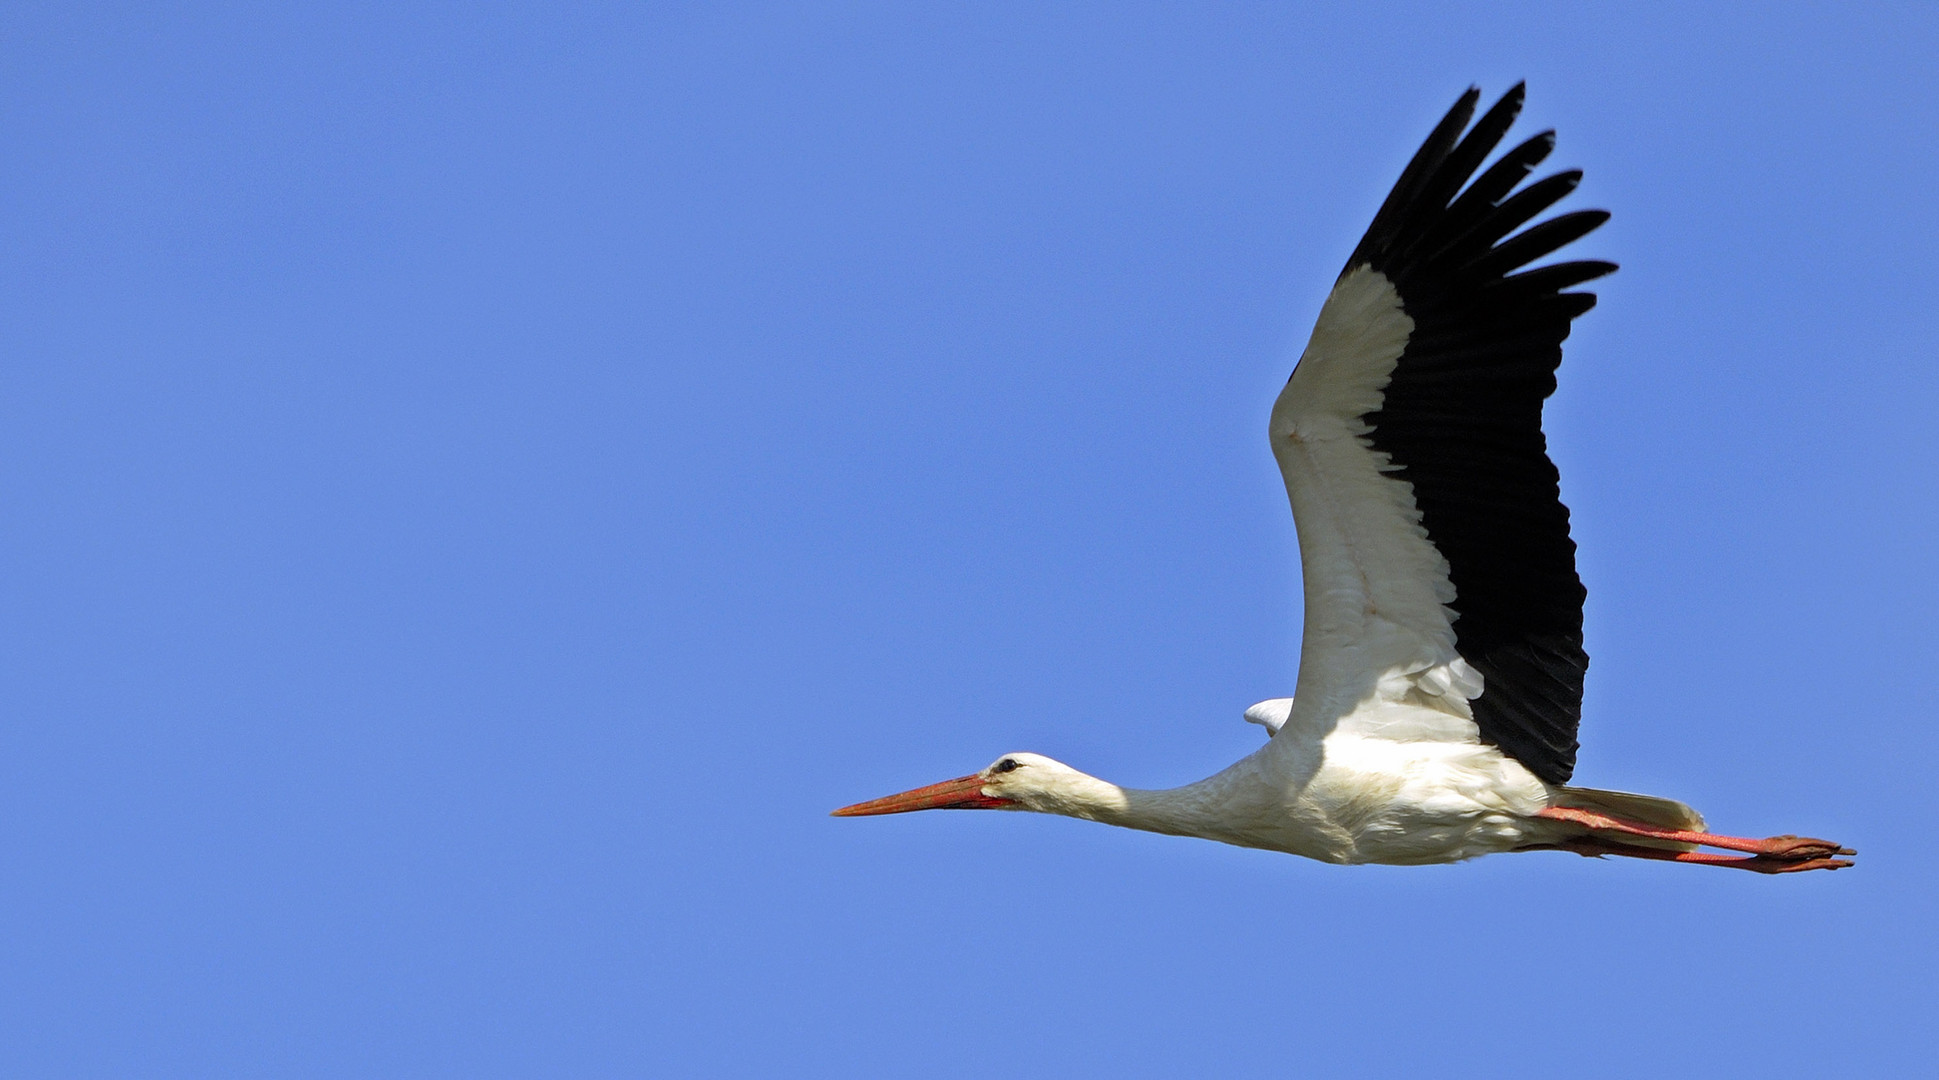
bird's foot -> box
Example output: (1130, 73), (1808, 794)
(1737, 855), (1854, 874)
(1755, 835), (1856, 860)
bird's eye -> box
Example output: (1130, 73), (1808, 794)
(993, 758), (1020, 774)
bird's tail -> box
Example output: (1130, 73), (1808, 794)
(1552, 786), (1707, 851)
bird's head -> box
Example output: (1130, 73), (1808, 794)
(831, 752), (1099, 817)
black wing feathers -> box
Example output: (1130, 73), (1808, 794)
(1349, 84), (1611, 785)
(1345, 87), (1480, 274)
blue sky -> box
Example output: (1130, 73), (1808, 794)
(2, 3), (1934, 1076)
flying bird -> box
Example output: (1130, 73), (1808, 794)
(834, 85), (1853, 874)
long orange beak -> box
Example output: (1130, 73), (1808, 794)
(830, 773), (1011, 816)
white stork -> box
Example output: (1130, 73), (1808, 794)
(834, 85), (1853, 874)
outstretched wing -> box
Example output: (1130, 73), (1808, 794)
(1268, 84), (1612, 785)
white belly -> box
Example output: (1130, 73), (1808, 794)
(1296, 730), (1560, 865)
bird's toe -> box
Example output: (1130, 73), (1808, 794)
(1762, 857), (1854, 873)
(1759, 836), (1849, 860)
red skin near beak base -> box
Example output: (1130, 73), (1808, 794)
(830, 774), (1011, 816)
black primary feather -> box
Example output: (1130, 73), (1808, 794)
(1345, 84), (1613, 785)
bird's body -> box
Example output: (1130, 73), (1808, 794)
(835, 85), (1853, 874)
(868, 719), (1666, 867)
(996, 731), (1556, 867)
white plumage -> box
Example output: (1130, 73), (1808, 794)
(834, 85), (1852, 874)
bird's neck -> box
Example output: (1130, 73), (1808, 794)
(1036, 771), (1242, 841)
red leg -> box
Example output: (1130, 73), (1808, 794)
(1537, 806), (1855, 860)
(1528, 837), (1853, 874)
